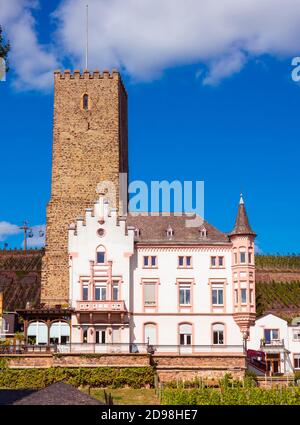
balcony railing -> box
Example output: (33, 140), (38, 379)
(260, 339), (286, 352)
(76, 300), (126, 312)
(0, 343), (245, 355)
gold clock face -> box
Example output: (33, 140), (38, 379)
(0, 58), (6, 81)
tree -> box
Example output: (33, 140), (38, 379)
(0, 25), (10, 72)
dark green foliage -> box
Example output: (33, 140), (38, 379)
(161, 387), (300, 405)
(0, 366), (155, 389)
(256, 255), (300, 270)
(256, 280), (300, 316)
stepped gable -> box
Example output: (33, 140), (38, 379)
(126, 213), (229, 244)
(0, 249), (43, 311)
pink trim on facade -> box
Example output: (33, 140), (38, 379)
(178, 321), (195, 353)
(211, 321), (227, 346)
(143, 321), (158, 345)
(176, 278), (195, 313)
(141, 278), (160, 313)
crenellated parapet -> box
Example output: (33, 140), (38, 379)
(54, 69), (120, 79)
(53, 69), (127, 95)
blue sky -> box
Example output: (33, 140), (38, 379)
(0, 0), (300, 253)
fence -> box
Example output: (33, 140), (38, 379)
(0, 342), (245, 355)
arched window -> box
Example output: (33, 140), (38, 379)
(96, 245), (106, 264)
(179, 323), (192, 346)
(212, 323), (225, 345)
(27, 321), (48, 345)
(50, 321), (70, 345)
(83, 93), (89, 110)
(144, 323), (157, 345)
(199, 225), (207, 238)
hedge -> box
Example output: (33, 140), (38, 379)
(161, 387), (300, 405)
(0, 366), (155, 389)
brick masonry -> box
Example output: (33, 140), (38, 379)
(41, 70), (128, 305)
(153, 353), (246, 382)
(1, 353), (245, 382)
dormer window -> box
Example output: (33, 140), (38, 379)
(166, 225), (174, 238)
(199, 226), (207, 238)
(134, 228), (140, 238)
(83, 93), (89, 110)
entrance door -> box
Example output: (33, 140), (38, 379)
(95, 329), (106, 344)
(266, 353), (280, 375)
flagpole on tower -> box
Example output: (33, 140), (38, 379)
(85, 3), (89, 69)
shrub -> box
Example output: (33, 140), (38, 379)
(0, 366), (155, 389)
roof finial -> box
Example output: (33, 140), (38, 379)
(239, 192), (244, 205)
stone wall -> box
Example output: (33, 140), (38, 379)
(1, 352), (245, 382)
(41, 70), (128, 305)
(2, 353), (148, 369)
(153, 353), (246, 382)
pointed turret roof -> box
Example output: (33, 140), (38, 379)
(229, 193), (256, 237)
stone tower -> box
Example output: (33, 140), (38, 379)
(41, 69), (128, 306)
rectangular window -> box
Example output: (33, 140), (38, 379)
(180, 333), (192, 345)
(211, 256), (216, 267)
(213, 330), (224, 345)
(293, 329), (300, 340)
(144, 283), (156, 306)
(83, 328), (88, 344)
(240, 252), (246, 263)
(234, 253), (237, 264)
(241, 288), (247, 304)
(112, 282), (119, 301)
(143, 256), (157, 268)
(250, 289), (253, 304)
(218, 256), (224, 267)
(179, 285), (191, 305)
(212, 287), (224, 305)
(178, 256), (192, 268)
(96, 329), (106, 344)
(235, 289), (238, 304)
(294, 355), (300, 369)
(248, 252), (252, 263)
(97, 252), (105, 264)
(83, 286), (89, 301)
(95, 285), (106, 301)
(264, 329), (279, 343)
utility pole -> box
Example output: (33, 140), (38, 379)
(19, 221), (32, 252)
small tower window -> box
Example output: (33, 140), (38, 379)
(199, 225), (207, 238)
(166, 225), (174, 238)
(83, 94), (89, 110)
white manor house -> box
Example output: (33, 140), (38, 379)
(67, 192), (256, 353)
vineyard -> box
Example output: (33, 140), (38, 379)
(161, 387), (300, 405)
(255, 255), (300, 270)
(256, 280), (300, 317)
